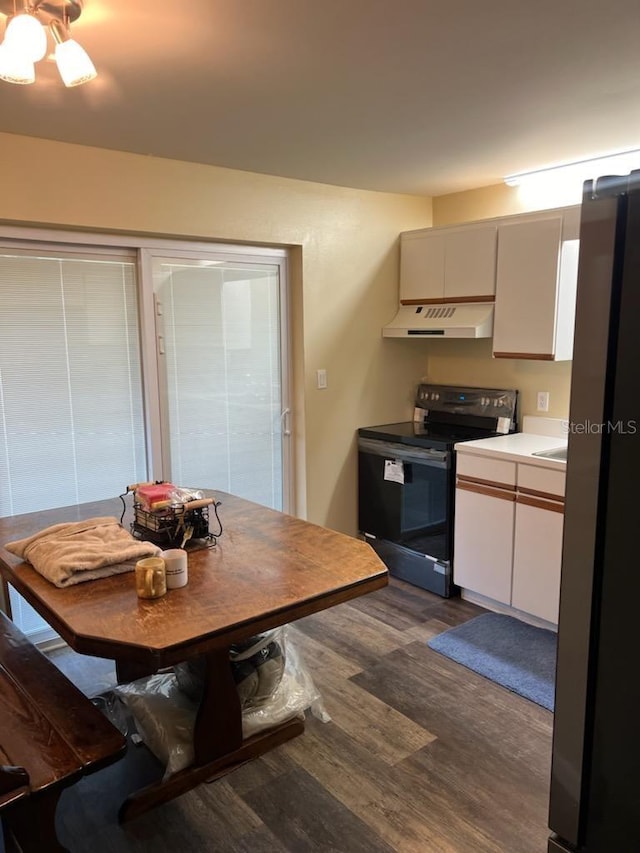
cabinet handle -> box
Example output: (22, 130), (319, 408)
(517, 485), (564, 502)
(516, 494), (564, 513)
(457, 474), (515, 491)
(456, 480), (516, 501)
(401, 295), (496, 306)
(493, 351), (554, 360)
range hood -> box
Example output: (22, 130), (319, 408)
(383, 303), (494, 338)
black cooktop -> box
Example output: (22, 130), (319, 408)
(358, 421), (502, 451)
(358, 385), (517, 451)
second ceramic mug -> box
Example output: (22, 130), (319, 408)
(161, 548), (188, 589)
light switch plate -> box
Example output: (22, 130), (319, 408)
(316, 369), (327, 389)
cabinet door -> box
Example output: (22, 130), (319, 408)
(493, 216), (562, 358)
(444, 225), (497, 300)
(399, 232), (445, 302)
(453, 482), (514, 604)
(511, 497), (564, 623)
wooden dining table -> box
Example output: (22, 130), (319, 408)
(0, 491), (387, 820)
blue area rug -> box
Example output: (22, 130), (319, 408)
(427, 613), (557, 711)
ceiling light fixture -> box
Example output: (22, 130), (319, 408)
(504, 149), (640, 207)
(5, 10), (47, 60)
(49, 17), (95, 86)
(0, 38), (35, 83)
(0, 0), (96, 87)
(505, 149), (640, 188)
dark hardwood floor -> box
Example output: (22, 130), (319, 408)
(47, 578), (553, 852)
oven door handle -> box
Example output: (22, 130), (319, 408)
(358, 438), (449, 467)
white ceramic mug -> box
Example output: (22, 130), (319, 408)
(161, 548), (188, 589)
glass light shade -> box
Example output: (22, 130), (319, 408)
(4, 13), (47, 62)
(54, 39), (97, 87)
(0, 42), (35, 84)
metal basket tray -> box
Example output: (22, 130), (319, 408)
(131, 503), (213, 548)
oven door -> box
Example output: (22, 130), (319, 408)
(357, 437), (452, 564)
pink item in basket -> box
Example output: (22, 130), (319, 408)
(136, 483), (176, 511)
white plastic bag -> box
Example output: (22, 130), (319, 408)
(174, 627), (286, 710)
(114, 626), (328, 778)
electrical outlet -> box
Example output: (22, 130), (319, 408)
(537, 391), (550, 412)
(316, 369), (327, 389)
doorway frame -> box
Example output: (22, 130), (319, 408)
(0, 224), (294, 513)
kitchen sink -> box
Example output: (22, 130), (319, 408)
(532, 446), (567, 461)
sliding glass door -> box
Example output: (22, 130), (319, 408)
(150, 253), (290, 511)
(0, 235), (291, 641)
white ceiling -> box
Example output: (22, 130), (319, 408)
(3, 0), (640, 196)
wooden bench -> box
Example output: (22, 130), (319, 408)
(0, 612), (127, 852)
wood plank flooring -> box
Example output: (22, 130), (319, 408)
(46, 578), (553, 852)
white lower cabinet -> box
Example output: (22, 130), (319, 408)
(454, 451), (565, 623)
(511, 498), (564, 623)
(453, 484), (514, 604)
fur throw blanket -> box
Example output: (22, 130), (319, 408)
(5, 516), (160, 588)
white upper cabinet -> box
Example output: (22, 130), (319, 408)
(400, 224), (497, 304)
(400, 231), (445, 302)
(444, 226), (497, 300)
(397, 206), (580, 359)
(492, 206), (580, 360)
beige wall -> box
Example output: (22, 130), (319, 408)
(432, 183), (526, 226)
(0, 132), (433, 534)
(421, 339), (572, 423)
(428, 183), (573, 420)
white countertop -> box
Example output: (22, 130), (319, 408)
(454, 431), (567, 469)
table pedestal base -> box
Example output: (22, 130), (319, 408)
(118, 717), (305, 822)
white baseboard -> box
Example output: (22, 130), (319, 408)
(461, 589), (558, 633)
(36, 636), (67, 652)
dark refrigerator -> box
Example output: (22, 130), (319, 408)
(548, 171), (640, 852)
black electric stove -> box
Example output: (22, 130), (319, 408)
(357, 384), (518, 596)
(358, 420), (507, 450)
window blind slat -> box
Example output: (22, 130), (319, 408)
(154, 259), (283, 510)
(0, 252), (147, 515)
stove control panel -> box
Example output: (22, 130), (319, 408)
(414, 384), (518, 432)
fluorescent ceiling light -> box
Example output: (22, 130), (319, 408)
(505, 149), (640, 188)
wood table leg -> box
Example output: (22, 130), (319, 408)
(4, 787), (69, 852)
(119, 717), (304, 822)
(118, 646), (304, 822)
(115, 659), (157, 684)
(0, 579), (11, 618)
(193, 647), (242, 765)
